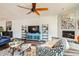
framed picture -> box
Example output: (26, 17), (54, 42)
(42, 24), (48, 34)
(61, 16), (75, 29)
(6, 21), (12, 31)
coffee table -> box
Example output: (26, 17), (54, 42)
(9, 41), (24, 55)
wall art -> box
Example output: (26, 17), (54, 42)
(6, 21), (12, 31)
(61, 16), (75, 29)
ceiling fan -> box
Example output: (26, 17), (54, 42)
(17, 3), (48, 15)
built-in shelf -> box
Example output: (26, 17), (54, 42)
(21, 25), (27, 39)
(42, 24), (48, 40)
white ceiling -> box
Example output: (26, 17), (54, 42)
(0, 3), (79, 19)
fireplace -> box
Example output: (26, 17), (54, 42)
(62, 31), (75, 39)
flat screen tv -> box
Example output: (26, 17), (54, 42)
(28, 26), (39, 33)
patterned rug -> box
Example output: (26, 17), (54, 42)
(0, 48), (11, 56)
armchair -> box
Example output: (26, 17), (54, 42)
(36, 39), (65, 56)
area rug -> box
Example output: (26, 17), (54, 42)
(0, 48), (11, 56)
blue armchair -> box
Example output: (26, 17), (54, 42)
(0, 36), (11, 46)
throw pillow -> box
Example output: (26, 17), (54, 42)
(62, 39), (70, 50)
(40, 38), (60, 48)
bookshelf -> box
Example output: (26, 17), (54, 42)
(21, 25), (28, 39)
(42, 24), (48, 40)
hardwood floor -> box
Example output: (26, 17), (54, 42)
(64, 48), (79, 56)
(0, 44), (10, 50)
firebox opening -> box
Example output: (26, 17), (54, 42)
(62, 31), (75, 39)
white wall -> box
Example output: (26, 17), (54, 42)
(12, 17), (40, 38)
(39, 16), (58, 38)
(0, 15), (58, 39)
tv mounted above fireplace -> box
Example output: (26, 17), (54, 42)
(28, 26), (40, 33)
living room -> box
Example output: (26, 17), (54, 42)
(0, 3), (79, 56)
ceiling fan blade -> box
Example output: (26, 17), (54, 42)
(36, 8), (48, 11)
(34, 11), (40, 15)
(32, 3), (36, 9)
(26, 11), (32, 15)
(17, 5), (31, 10)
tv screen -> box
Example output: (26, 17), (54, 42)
(28, 26), (39, 33)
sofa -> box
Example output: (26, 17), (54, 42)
(0, 36), (11, 46)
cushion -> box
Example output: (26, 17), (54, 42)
(62, 39), (70, 50)
(53, 39), (70, 50)
(52, 39), (62, 48)
(75, 35), (79, 43)
(40, 38), (60, 48)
